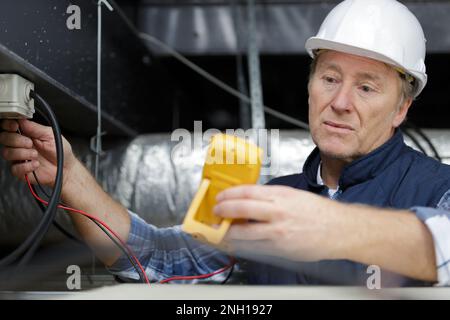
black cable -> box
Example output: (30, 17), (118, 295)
(29, 180), (82, 244)
(32, 196), (145, 283)
(406, 121), (442, 162)
(17, 91), (64, 267)
(403, 128), (428, 156)
(221, 263), (234, 285)
(89, 219), (143, 283)
(29, 167), (145, 283)
(34, 105), (51, 124)
(14, 127), (82, 246)
(15, 124), (79, 244)
(0, 91), (64, 268)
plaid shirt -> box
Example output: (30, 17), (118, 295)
(107, 211), (231, 284)
(108, 193), (450, 286)
(412, 189), (450, 286)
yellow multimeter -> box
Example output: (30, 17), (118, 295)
(182, 134), (263, 244)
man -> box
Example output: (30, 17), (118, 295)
(0, 0), (449, 286)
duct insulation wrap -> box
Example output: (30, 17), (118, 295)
(0, 130), (449, 247)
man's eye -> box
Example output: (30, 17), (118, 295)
(360, 85), (374, 93)
(323, 76), (337, 84)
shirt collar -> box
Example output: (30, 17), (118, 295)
(316, 162), (324, 186)
(304, 129), (407, 191)
(316, 162), (339, 197)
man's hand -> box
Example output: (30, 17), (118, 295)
(214, 184), (437, 282)
(214, 185), (345, 262)
(0, 119), (77, 189)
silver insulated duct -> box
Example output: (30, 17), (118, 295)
(0, 130), (449, 246)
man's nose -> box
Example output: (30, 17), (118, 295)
(330, 83), (353, 113)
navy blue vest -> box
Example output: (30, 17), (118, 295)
(246, 130), (450, 286)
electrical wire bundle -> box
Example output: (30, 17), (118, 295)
(27, 176), (236, 285)
(403, 121), (442, 162)
(25, 174), (150, 284)
(0, 91), (64, 269)
(29, 173), (236, 284)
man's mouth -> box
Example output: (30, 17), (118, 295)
(323, 121), (355, 132)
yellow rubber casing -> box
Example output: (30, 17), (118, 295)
(182, 134), (262, 244)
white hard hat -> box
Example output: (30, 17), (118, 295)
(305, 0), (427, 97)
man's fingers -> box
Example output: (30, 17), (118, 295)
(2, 147), (38, 162)
(0, 132), (33, 148)
(11, 161), (40, 178)
(17, 119), (52, 140)
(216, 185), (291, 202)
(1, 119), (19, 132)
(214, 199), (280, 221)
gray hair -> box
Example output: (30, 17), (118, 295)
(397, 72), (417, 108)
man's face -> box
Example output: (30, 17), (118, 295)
(308, 50), (410, 162)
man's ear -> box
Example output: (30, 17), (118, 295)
(393, 98), (413, 128)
